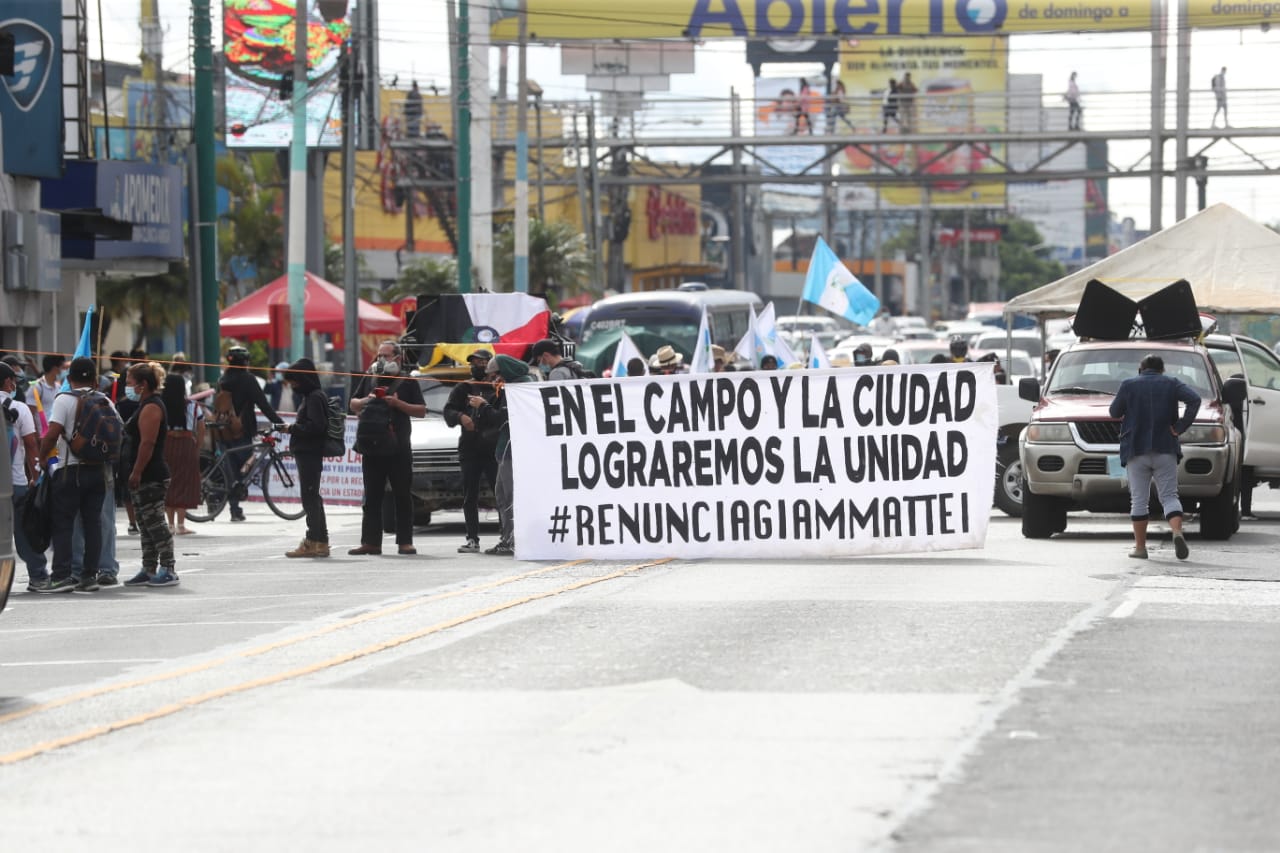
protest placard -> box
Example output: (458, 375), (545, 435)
(507, 365), (998, 560)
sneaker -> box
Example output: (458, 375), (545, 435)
(74, 575), (101, 592)
(1173, 533), (1189, 561)
(484, 543), (515, 556)
(458, 539), (480, 554)
(33, 577), (78, 594)
(1128, 548), (1148, 560)
(96, 572), (119, 587)
(123, 570), (154, 587)
(127, 524), (139, 535)
(147, 569), (180, 587)
(229, 512), (247, 523)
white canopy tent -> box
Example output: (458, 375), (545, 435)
(1005, 204), (1280, 317)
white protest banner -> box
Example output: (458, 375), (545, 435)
(507, 365), (998, 560)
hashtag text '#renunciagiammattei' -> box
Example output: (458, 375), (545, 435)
(560, 495), (972, 547)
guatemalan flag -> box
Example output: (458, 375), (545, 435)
(802, 237), (880, 327)
(611, 331), (648, 377)
(809, 332), (832, 369)
(411, 293), (553, 366)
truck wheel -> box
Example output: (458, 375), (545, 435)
(1198, 474), (1238, 541)
(994, 444), (1024, 518)
(1022, 489), (1066, 539)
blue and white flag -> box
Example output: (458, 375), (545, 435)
(735, 303), (760, 366)
(688, 308), (715, 375)
(802, 236), (880, 327)
(809, 333), (831, 369)
(610, 331), (648, 378)
(756, 302), (800, 367)
(64, 305), (95, 391)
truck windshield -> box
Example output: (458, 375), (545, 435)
(1047, 348), (1215, 398)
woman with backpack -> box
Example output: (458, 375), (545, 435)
(122, 361), (177, 587)
(280, 358), (331, 558)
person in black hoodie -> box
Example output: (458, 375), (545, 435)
(442, 349), (499, 554)
(280, 358), (330, 558)
(218, 346), (284, 521)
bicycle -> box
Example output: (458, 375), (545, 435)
(187, 428), (305, 522)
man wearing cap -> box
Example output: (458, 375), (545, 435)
(443, 349), (500, 554)
(530, 339), (584, 381)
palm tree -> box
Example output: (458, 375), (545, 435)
(492, 219), (594, 307)
(217, 152), (284, 303)
(97, 262), (191, 350)
(386, 255), (457, 301)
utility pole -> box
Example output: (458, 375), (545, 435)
(140, 0), (162, 161)
(456, 0), (472, 292)
(341, 28), (359, 385)
(513, 0), (528, 293)
(193, 0), (220, 383)
(1150, 0), (1167, 231)
(287, 0), (309, 360)
(1174, 0), (1191, 221)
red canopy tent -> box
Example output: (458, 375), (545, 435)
(219, 272), (403, 361)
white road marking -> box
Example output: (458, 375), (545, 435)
(1109, 599), (1141, 619)
(0, 621), (295, 634)
(0, 659), (166, 667)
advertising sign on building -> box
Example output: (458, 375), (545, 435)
(0, 0), (63, 178)
(837, 36), (1007, 211)
(223, 0), (350, 149)
(754, 75), (826, 214)
(41, 160), (184, 260)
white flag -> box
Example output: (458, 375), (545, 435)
(809, 333), (832, 369)
(688, 308), (715, 375)
(611, 331), (648, 377)
(735, 303), (761, 366)
(756, 302), (799, 366)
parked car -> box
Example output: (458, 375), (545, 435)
(395, 367), (496, 530)
(970, 329), (1045, 360)
(1204, 333), (1280, 491)
(0, 405), (15, 614)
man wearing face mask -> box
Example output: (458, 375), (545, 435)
(443, 349), (500, 554)
(348, 341), (427, 555)
(530, 339), (589, 381)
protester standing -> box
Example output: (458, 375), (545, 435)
(29, 353), (67, 435)
(349, 341), (426, 556)
(217, 346), (283, 522)
(280, 358), (331, 558)
(443, 349), (499, 554)
(1109, 354), (1201, 561)
(120, 362), (177, 587)
(35, 358), (111, 593)
(161, 373), (203, 536)
(473, 355), (534, 556)
(1, 362), (48, 590)
(882, 79), (901, 133)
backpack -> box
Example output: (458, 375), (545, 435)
(355, 385), (398, 457)
(322, 394), (347, 458)
(68, 390), (124, 465)
(562, 360), (596, 380)
(210, 388), (243, 440)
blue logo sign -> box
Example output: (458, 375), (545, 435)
(0, 18), (54, 112)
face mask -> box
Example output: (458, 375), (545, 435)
(538, 364), (551, 378)
(470, 364), (487, 381)
(125, 386), (140, 401)
(274, 372), (284, 382)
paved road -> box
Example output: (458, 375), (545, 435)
(1, 496), (1278, 851)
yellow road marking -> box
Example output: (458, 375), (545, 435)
(0, 558), (671, 766)
(0, 560), (588, 728)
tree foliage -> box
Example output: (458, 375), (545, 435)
(217, 152), (284, 303)
(998, 218), (1066, 298)
(492, 219), (594, 307)
(389, 255), (458, 301)
(97, 262), (191, 349)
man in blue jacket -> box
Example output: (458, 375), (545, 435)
(1109, 354), (1201, 560)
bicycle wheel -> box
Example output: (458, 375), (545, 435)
(187, 460), (230, 523)
(262, 450), (306, 521)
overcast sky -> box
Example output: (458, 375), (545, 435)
(96, 1), (1279, 231)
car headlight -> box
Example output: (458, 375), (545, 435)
(1180, 425), (1227, 444)
(1026, 423), (1073, 443)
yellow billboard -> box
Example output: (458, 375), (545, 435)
(838, 36), (1006, 209)
(493, 0), (1156, 40)
(493, 0), (1279, 40)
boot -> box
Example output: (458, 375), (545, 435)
(311, 541), (331, 558)
(286, 538), (315, 558)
